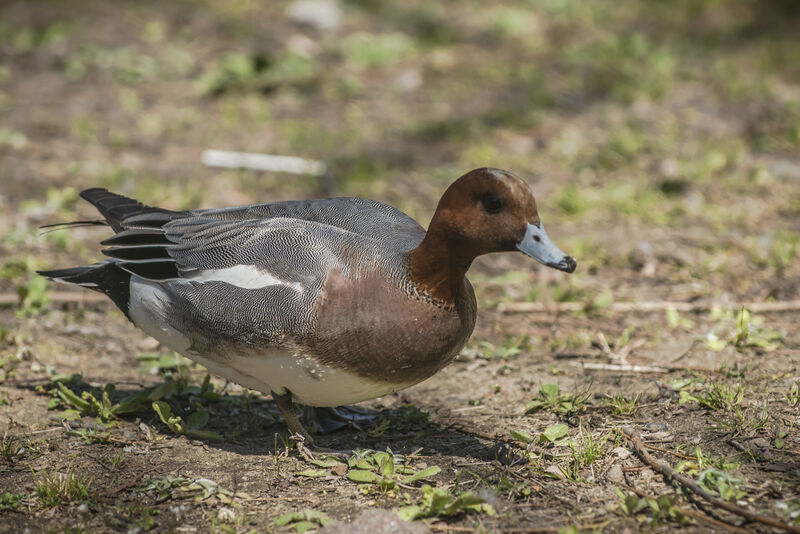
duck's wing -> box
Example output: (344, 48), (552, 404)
(108, 213), (392, 350)
(192, 197), (426, 251)
(103, 214), (369, 283)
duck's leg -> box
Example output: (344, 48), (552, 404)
(302, 405), (380, 434)
(272, 390), (314, 445)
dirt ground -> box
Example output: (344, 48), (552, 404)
(1, 1), (799, 532)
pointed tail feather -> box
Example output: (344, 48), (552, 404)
(38, 261), (132, 318)
(79, 188), (175, 232)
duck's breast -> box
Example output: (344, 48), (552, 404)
(304, 266), (477, 386)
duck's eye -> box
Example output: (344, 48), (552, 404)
(481, 194), (503, 214)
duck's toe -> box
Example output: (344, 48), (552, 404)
(302, 405), (381, 434)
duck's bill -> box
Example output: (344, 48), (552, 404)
(517, 222), (577, 273)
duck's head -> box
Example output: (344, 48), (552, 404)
(426, 167), (576, 273)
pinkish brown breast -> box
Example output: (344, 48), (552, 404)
(305, 267), (477, 386)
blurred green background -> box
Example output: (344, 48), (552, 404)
(1, 0), (799, 306)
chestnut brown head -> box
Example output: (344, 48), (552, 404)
(427, 168), (576, 272)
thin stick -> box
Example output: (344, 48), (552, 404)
(429, 524), (609, 533)
(579, 362), (668, 373)
(639, 443), (695, 461)
(576, 362), (716, 373)
(0, 291), (109, 306)
(497, 300), (800, 314)
(619, 428), (800, 533)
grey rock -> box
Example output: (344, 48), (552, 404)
(607, 464), (624, 483)
(286, 0), (342, 32)
(319, 509), (430, 534)
(645, 422), (668, 432)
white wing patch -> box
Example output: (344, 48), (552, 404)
(188, 265), (304, 292)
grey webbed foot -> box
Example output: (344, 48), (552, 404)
(302, 405), (381, 434)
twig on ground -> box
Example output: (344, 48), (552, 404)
(0, 291), (108, 306)
(639, 442), (695, 461)
(575, 362), (716, 373)
(497, 300), (800, 314)
(618, 427), (800, 533)
(200, 149), (326, 175)
(579, 362), (669, 373)
(109, 481), (138, 495)
(429, 524), (609, 533)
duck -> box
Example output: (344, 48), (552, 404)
(39, 167), (576, 443)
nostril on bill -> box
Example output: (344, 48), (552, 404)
(561, 256), (577, 273)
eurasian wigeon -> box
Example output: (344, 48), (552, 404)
(40, 167), (576, 443)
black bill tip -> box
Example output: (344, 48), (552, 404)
(549, 255), (577, 273)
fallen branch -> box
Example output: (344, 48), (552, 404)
(575, 362), (716, 374)
(619, 427), (800, 533)
(200, 149), (326, 176)
(579, 362), (669, 373)
(430, 523), (609, 533)
(0, 291), (109, 307)
(497, 300), (800, 314)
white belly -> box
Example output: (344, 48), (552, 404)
(128, 277), (413, 406)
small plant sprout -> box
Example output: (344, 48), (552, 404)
(273, 509), (334, 532)
(525, 382), (592, 416)
(679, 380), (744, 411)
(604, 393), (641, 415)
(666, 307), (695, 330)
(34, 471), (93, 507)
(565, 426), (608, 480)
(1, 434), (21, 462)
(616, 488), (692, 526)
(343, 449), (441, 494)
(733, 308), (783, 350)
(397, 484), (496, 521)
(786, 382), (800, 407)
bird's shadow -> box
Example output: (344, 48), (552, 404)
(13, 375), (494, 461)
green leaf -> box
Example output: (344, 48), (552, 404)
(57, 383), (91, 411)
(186, 409), (209, 431)
(540, 383), (560, 397)
(185, 429), (221, 441)
(375, 452), (395, 478)
(111, 398), (147, 415)
(152, 401), (183, 434)
(525, 400), (542, 413)
(539, 423), (569, 443)
(678, 390), (697, 405)
(297, 469), (329, 478)
(273, 512), (302, 526)
(56, 409), (82, 420)
(311, 455), (344, 468)
(396, 505), (422, 521)
(293, 521), (315, 533)
(511, 429), (533, 443)
(348, 470), (381, 483)
(401, 465), (441, 484)
(148, 381), (176, 401)
(152, 400), (173, 423)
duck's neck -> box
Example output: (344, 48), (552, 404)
(408, 227), (474, 304)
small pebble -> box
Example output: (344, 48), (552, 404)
(544, 465), (563, 479)
(286, 0), (342, 32)
(645, 422), (668, 432)
(217, 507), (236, 522)
(319, 509), (430, 534)
(607, 464), (624, 483)
(647, 431), (672, 441)
(612, 446), (631, 460)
